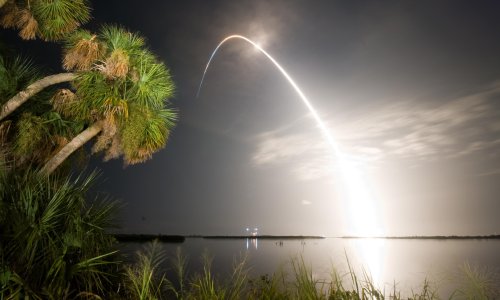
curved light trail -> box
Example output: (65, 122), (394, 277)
(197, 34), (383, 239)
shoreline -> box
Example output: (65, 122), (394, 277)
(113, 234), (500, 242)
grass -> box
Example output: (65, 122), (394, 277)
(123, 240), (168, 300)
(453, 262), (500, 299)
(118, 241), (500, 300)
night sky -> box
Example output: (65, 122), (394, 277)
(9, 1), (500, 236)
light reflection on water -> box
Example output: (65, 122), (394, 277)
(246, 238), (258, 250)
(120, 237), (500, 297)
(350, 238), (385, 286)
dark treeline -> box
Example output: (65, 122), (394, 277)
(341, 235), (500, 240)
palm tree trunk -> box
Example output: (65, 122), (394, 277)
(41, 121), (103, 175)
(0, 72), (76, 121)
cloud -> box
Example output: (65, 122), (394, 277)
(252, 130), (333, 181)
(332, 82), (500, 162)
(250, 81), (500, 178)
(475, 168), (500, 177)
(252, 131), (329, 164)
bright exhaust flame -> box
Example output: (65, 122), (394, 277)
(197, 34), (383, 238)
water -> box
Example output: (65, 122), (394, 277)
(120, 237), (500, 297)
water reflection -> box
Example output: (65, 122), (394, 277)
(350, 238), (385, 286)
(243, 237), (385, 286)
(241, 237), (386, 294)
(246, 237), (258, 250)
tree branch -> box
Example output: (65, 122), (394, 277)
(0, 72), (76, 121)
(40, 121), (103, 175)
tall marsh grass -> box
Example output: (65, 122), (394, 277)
(121, 241), (500, 300)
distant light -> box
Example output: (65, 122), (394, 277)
(197, 34), (383, 238)
(246, 228), (249, 231)
(254, 228), (258, 231)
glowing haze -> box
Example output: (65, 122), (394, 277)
(78, 0), (500, 237)
(197, 35), (383, 237)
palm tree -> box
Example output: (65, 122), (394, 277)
(0, 25), (176, 174)
(41, 26), (177, 174)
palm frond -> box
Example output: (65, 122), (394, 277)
(73, 71), (109, 120)
(16, 9), (38, 40)
(99, 49), (129, 79)
(99, 25), (145, 56)
(0, 169), (120, 297)
(63, 30), (103, 71)
(31, 0), (91, 41)
(91, 116), (116, 154)
(102, 135), (122, 161)
(120, 106), (177, 165)
(0, 55), (42, 102)
(127, 52), (175, 110)
(13, 112), (46, 159)
(11, 109), (81, 166)
(0, 1), (19, 29)
(0, 119), (12, 145)
(51, 88), (77, 117)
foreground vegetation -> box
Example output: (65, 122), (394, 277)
(0, 1), (177, 296)
(0, 169), (121, 298)
(117, 241), (500, 300)
(1, 169), (497, 299)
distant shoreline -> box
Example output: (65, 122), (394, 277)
(202, 235), (325, 240)
(114, 234), (185, 243)
(113, 234), (500, 242)
(340, 235), (500, 240)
